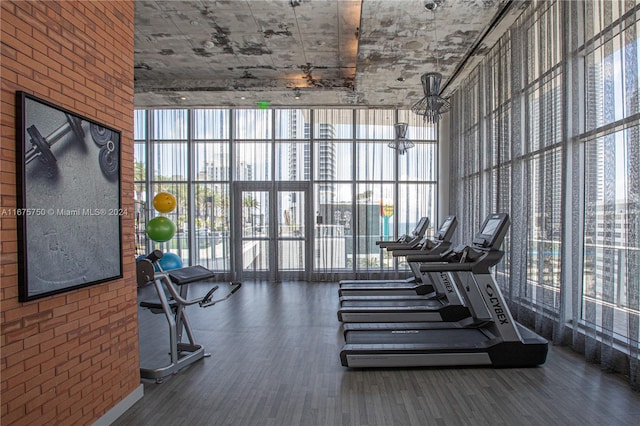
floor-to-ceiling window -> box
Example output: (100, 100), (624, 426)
(580, 0), (639, 375)
(134, 108), (437, 281)
(192, 109), (231, 271)
(448, 0), (639, 389)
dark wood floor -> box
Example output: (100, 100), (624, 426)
(114, 281), (640, 426)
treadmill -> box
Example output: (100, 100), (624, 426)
(341, 215), (509, 333)
(337, 216), (431, 287)
(377, 216), (430, 249)
(339, 213), (548, 368)
(336, 214), (511, 323)
(338, 215), (457, 298)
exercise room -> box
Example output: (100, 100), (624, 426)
(1, 1), (639, 425)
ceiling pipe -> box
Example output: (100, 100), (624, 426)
(439, 0), (522, 96)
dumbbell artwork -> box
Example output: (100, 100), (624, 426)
(98, 139), (118, 177)
(25, 114), (85, 167)
(25, 116), (118, 178)
(90, 124), (119, 178)
(89, 123), (113, 146)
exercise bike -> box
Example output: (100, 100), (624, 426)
(136, 250), (241, 383)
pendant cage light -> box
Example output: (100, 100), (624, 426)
(411, 1), (450, 124)
(388, 122), (415, 155)
(411, 72), (451, 124)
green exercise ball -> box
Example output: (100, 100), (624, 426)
(146, 216), (176, 242)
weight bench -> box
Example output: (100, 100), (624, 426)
(136, 250), (241, 383)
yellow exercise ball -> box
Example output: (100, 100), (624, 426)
(153, 192), (177, 213)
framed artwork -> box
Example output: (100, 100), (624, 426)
(15, 91), (122, 301)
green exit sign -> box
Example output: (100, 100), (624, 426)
(257, 101), (269, 110)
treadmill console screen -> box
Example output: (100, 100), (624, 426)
(481, 218), (501, 237)
(472, 214), (510, 248)
(412, 217), (429, 236)
(440, 217), (453, 233)
(435, 216), (454, 239)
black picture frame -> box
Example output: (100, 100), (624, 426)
(15, 91), (123, 302)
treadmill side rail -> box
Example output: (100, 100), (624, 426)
(344, 352), (492, 368)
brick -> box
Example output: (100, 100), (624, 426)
(1, 407), (27, 426)
(37, 294), (66, 311)
(22, 309), (54, 328)
(65, 288), (90, 303)
(44, 47), (74, 71)
(66, 323), (90, 341)
(22, 406), (48, 424)
(55, 370), (81, 395)
(23, 328), (54, 350)
(2, 318), (22, 334)
(53, 337), (80, 358)
(1, 382), (26, 410)
(27, 71), (64, 93)
(48, 67), (78, 91)
(68, 374), (89, 397)
(41, 0), (61, 16)
(28, 31), (50, 57)
(1, 12), (25, 38)
(25, 366), (56, 394)
(79, 344), (102, 363)
(1, 340), (23, 358)
(79, 328), (102, 345)
(53, 318), (79, 337)
(33, 406), (57, 425)
(7, 381), (41, 412)
(4, 322), (38, 345)
(7, 51), (35, 77)
(55, 355), (81, 375)
(52, 301), (79, 317)
(1, 39), (17, 61)
(40, 333), (67, 350)
(60, 408), (85, 426)
(45, 389), (71, 415)
(5, 343), (39, 368)
(24, 347), (55, 372)
(67, 351), (92, 377)
(94, 396), (114, 418)
(0, 285), (19, 300)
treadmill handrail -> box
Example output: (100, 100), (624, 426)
(393, 242), (440, 257)
(405, 254), (447, 263)
(420, 263), (474, 272)
(382, 239), (422, 251)
(378, 234), (422, 249)
(392, 247), (431, 257)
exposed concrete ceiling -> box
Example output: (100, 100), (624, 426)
(134, 0), (528, 109)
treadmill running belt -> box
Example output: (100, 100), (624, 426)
(340, 299), (443, 308)
(345, 328), (491, 345)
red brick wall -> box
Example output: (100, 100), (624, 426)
(1, 1), (138, 424)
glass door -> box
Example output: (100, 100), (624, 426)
(234, 183), (310, 281)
